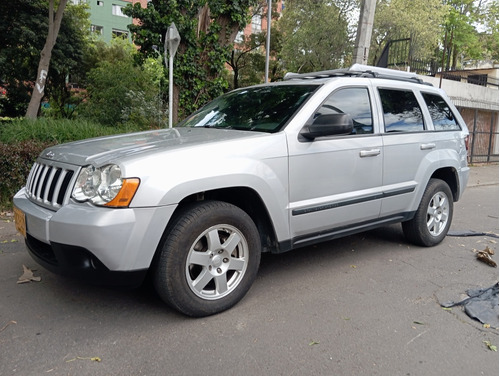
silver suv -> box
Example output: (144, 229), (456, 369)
(14, 65), (470, 316)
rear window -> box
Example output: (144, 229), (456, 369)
(180, 85), (318, 133)
(379, 88), (424, 132)
(422, 93), (461, 131)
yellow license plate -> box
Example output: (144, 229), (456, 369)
(14, 206), (26, 238)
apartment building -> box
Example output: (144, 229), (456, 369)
(235, 1), (283, 43)
(81, 0), (148, 43)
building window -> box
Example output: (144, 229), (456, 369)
(251, 15), (262, 33)
(467, 74), (488, 87)
(112, 4), (127, 17)
(91, 25), (103, 34)
(97, 1), (103, 5)
(112, 29), (128, 39)
(234, 31), (244, 44)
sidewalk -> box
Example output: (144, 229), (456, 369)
(467, 163), (499, 187)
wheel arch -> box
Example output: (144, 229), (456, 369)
(155, 186), (280, 260)
(430, 167), (460, 201)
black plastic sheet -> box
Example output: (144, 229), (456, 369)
(442, 283), (499, 328)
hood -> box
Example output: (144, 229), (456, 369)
(39, 127), (262, 166)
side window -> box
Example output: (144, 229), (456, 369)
(316, 87), (373, 134)
(379, 88), (424, 132)
(422, 93), (461, 131)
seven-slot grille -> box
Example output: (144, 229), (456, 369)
(26, 161), (76, 210)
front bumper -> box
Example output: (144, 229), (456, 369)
(14, 188), (176, 286)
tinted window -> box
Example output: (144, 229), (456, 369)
(315, 87), (373, 134)
(422, 93), (461, 131)
(180, 85), (318, 133)
(379, 89), (424, 132)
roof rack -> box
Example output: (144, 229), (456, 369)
(283, 64), (433, 86)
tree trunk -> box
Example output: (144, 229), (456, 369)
(25, 0), (68, 119)
(173, 84), (180, 125)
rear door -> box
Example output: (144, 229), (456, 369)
(375, 85), (430, 217)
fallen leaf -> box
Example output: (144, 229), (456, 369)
(66, 356), (102, 363)
(309, 340), (320, 346)
(483, 341), (497, 351)
(484, 324), (491, 329)
(413, 321), (425, 325)
(0, 320), (17, 333)
(442, 307), (452, 311)
(476, 250), (497, 267)
(17, 265), (41, 284)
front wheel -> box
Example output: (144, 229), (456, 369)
(154, 201), (261, 317)
(402, 179), (454, 247)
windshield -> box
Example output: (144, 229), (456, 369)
(179, 85), (318, 133)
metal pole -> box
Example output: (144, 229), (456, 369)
(165, 23), (180, 129)
(264, 0), (271, 83)
(169, 54), (173, 128)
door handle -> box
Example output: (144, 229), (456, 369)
(359, 149), (381, 157)
(420, 143), (436, 150)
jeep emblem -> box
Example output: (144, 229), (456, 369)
(46, 151), (55, 159)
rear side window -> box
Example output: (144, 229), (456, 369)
(379, 88), (424, 132)
(316, 87), (373, 134)
(422, 93), (461, 131)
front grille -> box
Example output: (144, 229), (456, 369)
(26, 161), (77, 210)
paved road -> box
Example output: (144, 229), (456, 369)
(0, 165), (498, 376)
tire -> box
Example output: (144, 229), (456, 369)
(154, 200), (261, 317)
(402, 178), (454, 247)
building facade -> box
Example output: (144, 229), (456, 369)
(82, 0), (148, 43)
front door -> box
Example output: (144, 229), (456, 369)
(287, 86), (383, 247)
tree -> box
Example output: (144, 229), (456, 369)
(277, 0), (351, 73)
(228, 1), (284, 90)
(443, 0), (499, 70)
(228, 33), (267, 90)
(370, 0), (497, 71)
(44, 3), (91, 118)
(125, 0), (259, 124)
(370, 0), (446, 66)
(482, 0), (499, 63)
(0, 0), (50, 116)
(0, 0), (90, 118)
(25, 0), (68, 119)
(80, 39), (161, 128)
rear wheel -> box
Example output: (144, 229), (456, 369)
(402, 179), (453, 247)
(154, 201), (261, 317)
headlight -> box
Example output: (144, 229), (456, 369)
(72, 164), (140, 207)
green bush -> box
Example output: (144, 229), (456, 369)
(0, 140), (54, 209)
(0, 118), (140, 210)
(0, 117), (130, 144)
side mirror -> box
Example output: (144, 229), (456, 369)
(300, 113), (353, 140)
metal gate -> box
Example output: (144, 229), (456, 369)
(459, 108), (499, 164)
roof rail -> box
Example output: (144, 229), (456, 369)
(283, 64), (433, 86)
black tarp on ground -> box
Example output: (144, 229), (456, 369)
(442, 283), (499, 328)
